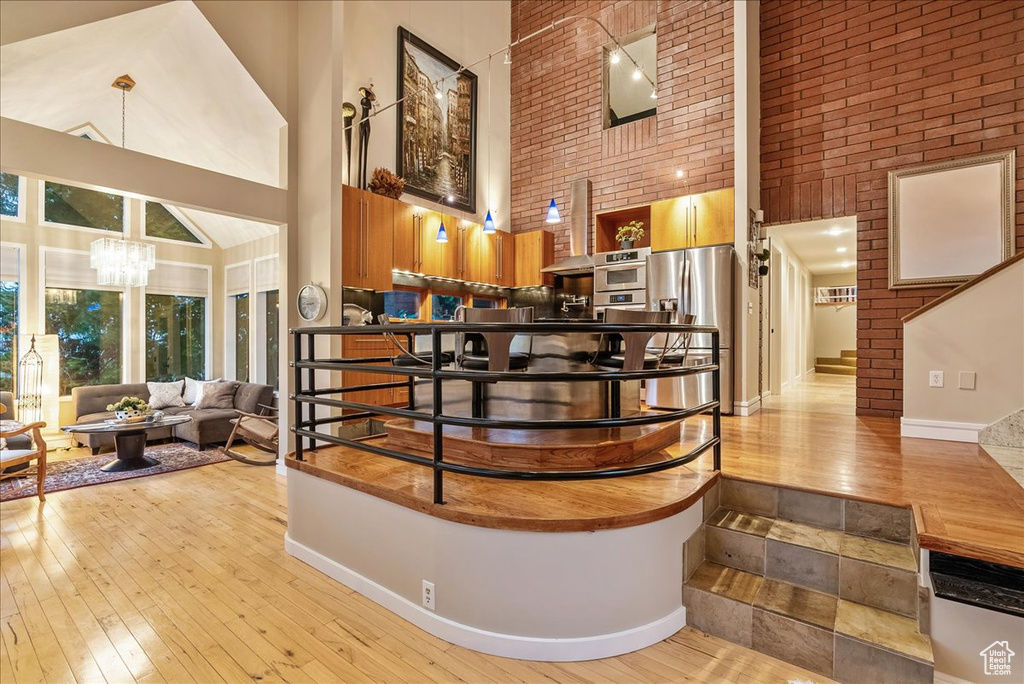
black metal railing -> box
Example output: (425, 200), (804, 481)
(290, 322), (722, 504)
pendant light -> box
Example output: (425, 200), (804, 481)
(546, 198), (560, 223)
(436, 219), (449, 243)
(483, 211), (495, 233)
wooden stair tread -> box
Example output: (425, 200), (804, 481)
(767, 518), (844, 554)
(817, 356), (857, 367)
(753, 578), (838, 631)
(835, 600), (933, 664)
(687, 562), (763, 604)
(384, 416), (683, 470)
(815, 364), (856, 376)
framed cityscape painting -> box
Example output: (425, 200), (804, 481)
(396, 27), (477, 213)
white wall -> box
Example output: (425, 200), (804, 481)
(813, 273), (856, 359)
(903, 258), (1024, 439)
(765, 234), (813, 391)
(341, 1), (511, 229)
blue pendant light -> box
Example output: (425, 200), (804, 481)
(436, 220), (449, 243)
(545, 198), (561, 223)
(483, 210), (496, 234)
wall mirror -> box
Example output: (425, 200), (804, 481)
(604, 29), (656, 129)
(888, 150), (1015, 289)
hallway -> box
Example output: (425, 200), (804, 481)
(761, 372), (856, 416)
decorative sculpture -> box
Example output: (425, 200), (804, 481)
(342, 102), (356, 185)
(356, 85), (376, 190)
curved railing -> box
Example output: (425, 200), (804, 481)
(290, 322), (721, 504)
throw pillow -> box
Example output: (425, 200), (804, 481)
(186, 378), (222, 406)
(196, 381), (239, 410)
(147, 380), (185, 409)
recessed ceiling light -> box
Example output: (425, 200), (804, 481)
(836, 246), (847, 253)
(841, 261), (852, 268)
(827, 227), (844, 236)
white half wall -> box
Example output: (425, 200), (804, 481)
(286, 469), (702, 661)
(903, 257), (1024, 439)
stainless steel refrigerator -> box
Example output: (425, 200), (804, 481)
(646, 246), (734, 414)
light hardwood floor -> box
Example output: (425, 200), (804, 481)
(1, 459), (832, 684)
(760, 373), (856, 416)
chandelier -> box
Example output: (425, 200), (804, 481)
(90, 238), (156, 287)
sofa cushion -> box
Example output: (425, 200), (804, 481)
(184, 377), (222, 406)
(78, 411), (116, 425)
(234, 383), (272, 414)
(147, 380), (185, 409)
(197, 382), (238, 409)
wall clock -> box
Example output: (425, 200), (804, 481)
(296, 283), (327, 322)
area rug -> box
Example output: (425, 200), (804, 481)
(0, 442), (230, 502)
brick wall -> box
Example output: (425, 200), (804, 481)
(510, 0), (735, 262)
(761, 0), (1024, 418)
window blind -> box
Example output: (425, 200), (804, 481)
(148, 261), (209, 297)
(225, 262), (251, 296)
(44, 249), (121, 291)
(254, 256), (278, 292)
(0, 245), (19, 282)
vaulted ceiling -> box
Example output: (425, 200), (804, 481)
(0, 0), (283, 246)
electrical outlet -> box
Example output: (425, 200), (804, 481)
(959, 371), (976, 390)
(422, 580), (435, 611)
(929, 371), (944, 388)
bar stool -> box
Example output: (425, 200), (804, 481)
(591, 308), (672, 416)
(455, 306), (534, 417)
(378, 314), (453, 367)
(659, 313), (696, 366)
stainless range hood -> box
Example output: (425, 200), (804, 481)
(542, 179), (594, 275)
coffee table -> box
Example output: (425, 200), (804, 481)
(63, 415), (193, 472)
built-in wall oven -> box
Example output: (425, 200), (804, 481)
(593, 247), (651, 315)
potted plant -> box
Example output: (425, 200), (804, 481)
(616, 220), (645, 250)
(106, 396), (150, 422)
(755, 247), (770, 276)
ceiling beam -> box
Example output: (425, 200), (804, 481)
(0, 117), (286, 225)
(0, 0), (168, 46)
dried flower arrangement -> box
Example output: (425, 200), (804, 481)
(368, 168), (406, 199)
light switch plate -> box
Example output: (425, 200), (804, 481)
(929, 371), (944, 388)
(958, 371), (976, 390)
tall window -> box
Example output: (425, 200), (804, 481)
(43, 182), (124, 232)
(0, 172), (18, 217)
(145, 202), (203, 244)
(263, 290), (279, 390)
(232, 293), (250, 382)
(0, 281), (17, 392)
(146, 295), (206, 382)
(45, 289), (123, 395)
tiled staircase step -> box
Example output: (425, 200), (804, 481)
(706, 508), (774, 536)
(767, 519), (843, 554)
(753, 577), (837, 630)
(815, 363), (856, 376)
(686, 562), (762, 604)
(842, 533), (917, 572)
(835, 600), (933, 665)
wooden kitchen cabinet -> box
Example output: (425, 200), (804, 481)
(651, 195), (691, 252)
(494, 231), (515, 286)
(650, 188), (734, 251)
(342, 185), (394, 291)
(514, 229), (555, 287)
(419, 211), (459, 278)
(392, 200), (420, 273)
(692, 187), (734, 247)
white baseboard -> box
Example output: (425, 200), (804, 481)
(900, 418), (986, 443)
(733, 396), (761, 417)
(285, 533), (688, 662)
